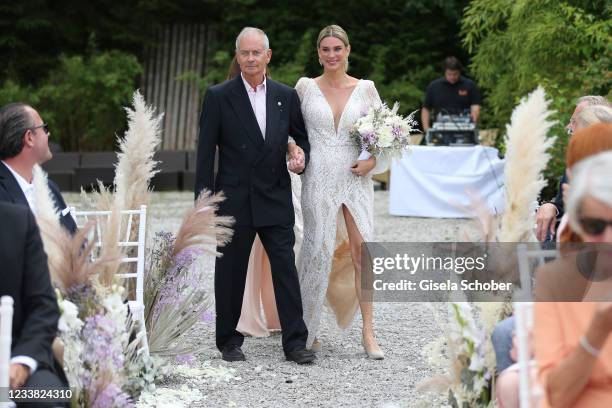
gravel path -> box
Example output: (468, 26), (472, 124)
(65, 191), (479, 407)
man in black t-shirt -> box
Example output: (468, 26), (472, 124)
(421, 57), (482, 131)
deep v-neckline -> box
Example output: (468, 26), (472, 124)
(312, 78), (361, 135)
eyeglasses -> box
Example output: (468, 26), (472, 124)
(29, 123), (49, 135)
(580, 217), (612, 236)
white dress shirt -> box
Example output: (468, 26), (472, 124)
(241, 73), (267, 139)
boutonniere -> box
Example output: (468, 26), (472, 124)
(277, 100), (284, 113)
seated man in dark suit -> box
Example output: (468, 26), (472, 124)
(0, 103), (76, 233)
(0, 201), (68, 406)
(535, 96), (610, 242)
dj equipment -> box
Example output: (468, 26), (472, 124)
(425, 112), (479, 146)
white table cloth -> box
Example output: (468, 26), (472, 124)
(389, 145), (505, 218)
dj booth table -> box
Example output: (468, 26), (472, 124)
(389, 145), (505, 218)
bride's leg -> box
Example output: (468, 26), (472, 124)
(341, 204), (383, 359)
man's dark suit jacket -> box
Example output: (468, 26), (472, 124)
(195, 75), (310, 227)
(0, 161), (76, 233)
(551, 170), (568, 219)
(0, 202), (59, 371)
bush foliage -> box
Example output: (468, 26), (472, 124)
(461, 0), (611, 197)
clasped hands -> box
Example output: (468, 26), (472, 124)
(287, 143), (376, 176)
(287, 143), (305, 174)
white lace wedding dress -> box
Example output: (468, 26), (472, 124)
(295, 77), (385, 347)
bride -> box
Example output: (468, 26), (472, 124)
(294, 25), (386, 359)
(237, 26), (385, 358)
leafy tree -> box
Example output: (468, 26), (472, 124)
(37, 51), (142, 151)
(462, 0), (611, 196)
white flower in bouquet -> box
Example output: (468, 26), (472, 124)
(55, 291), (86, 393)
(58, 299), (83, 332)
(468, 351), (485, 372)
(103, 286), (129, 321)
(378, 124), (395, 148)
(358, 121), (375, 138)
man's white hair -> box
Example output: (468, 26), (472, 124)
(576, 95), (610, 107)
(567, 150), (612, 236)
(576, 105), (612, 129)
(235, 27), (269, 51)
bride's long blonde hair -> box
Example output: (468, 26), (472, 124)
(317, 25), (350, 72)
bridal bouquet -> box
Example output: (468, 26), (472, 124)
(350, 102), (418, 159)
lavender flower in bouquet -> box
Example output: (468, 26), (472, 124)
(350, 102), (418, 160)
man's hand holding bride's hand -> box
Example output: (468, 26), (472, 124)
(287, 143), (305, 174)
(351, 157), (376, 177)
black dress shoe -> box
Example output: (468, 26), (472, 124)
(285, 348), (316, 364)
(221, 345), (246, 361)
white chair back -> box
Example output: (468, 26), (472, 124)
(0, 296), (14, 406)
(70, 205), (148, 353)
(70, 205), (147, 305)
(515, 301), (535, 408)
(515, 244), (558, 301)
(514, 244), (557, 408)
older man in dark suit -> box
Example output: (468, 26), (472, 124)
(195, 27), (313, 364)
(0, 201), (68, 406)
(0, 103), (76, 234)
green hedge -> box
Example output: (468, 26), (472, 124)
(0, 50), (142, 151)
(461, 0), (611, 198)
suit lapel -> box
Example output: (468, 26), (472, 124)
(227, 76), (264, 149)
(0, 162), (28, 206)
(264, 80), (278, 148)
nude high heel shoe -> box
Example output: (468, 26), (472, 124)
(362, 337), (384, 360)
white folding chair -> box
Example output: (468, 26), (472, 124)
(514, 244), (558, 408)
(515, 244), (558, 301)
(0, 296), (14, 407)
(514, 301), (537, 408)
(70, 205), (148, 353)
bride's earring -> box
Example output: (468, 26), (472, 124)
(318, 58), (323, 66)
